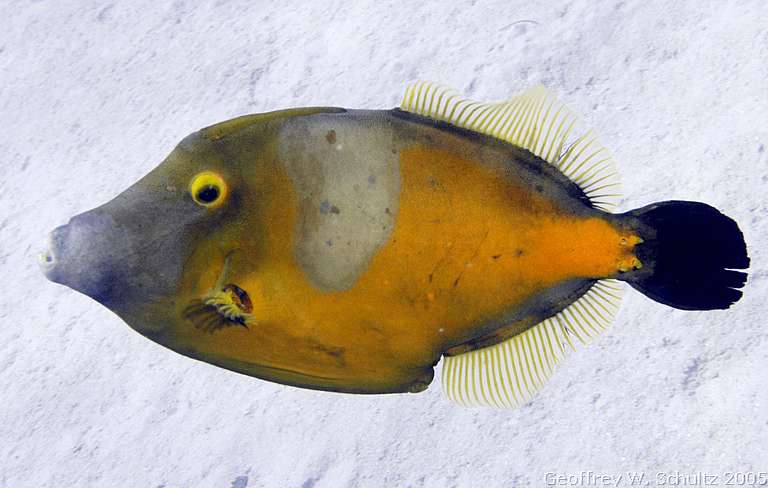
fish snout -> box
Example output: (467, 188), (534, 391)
(41, 210), (128, 305)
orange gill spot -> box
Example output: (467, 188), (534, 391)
(222, 283), (253, 313)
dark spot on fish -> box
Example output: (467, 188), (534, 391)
(492, 254), (502, 260)
(223, 283), (253, 313)
(360, 321), (386, 336)
(330, 204), (340, 214)
(428, 176), (438, 187)
(325, 239), (333, 247)
(308, 340), (346, 366)
(428, 273), (433, 283)
(325, 346), (344, 358)
(453, 277), (460, 288)
(515, 249), (524, 257)
(385, 207), (391, 214)
(368, 174), (377, 184)
(325, 129), (337, 144)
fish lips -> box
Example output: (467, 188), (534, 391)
(42, 209), (132, 306)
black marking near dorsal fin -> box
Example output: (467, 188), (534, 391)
(400, 81), (622, 211)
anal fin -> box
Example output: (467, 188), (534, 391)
(441, 279), (624, 408)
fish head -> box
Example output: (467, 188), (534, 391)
(40, 125), (270, 338)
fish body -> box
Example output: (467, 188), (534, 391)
(42, 83), (749, 407)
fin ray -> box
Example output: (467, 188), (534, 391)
(441, 279), (624, 408)
(401, 81), (622, 210)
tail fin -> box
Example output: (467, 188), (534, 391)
(621, 201), (749, 310)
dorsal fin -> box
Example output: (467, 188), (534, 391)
(441, 279), (624, 408)
(400, 81), (622, 211)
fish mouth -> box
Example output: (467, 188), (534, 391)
(40, 211), (127, 305)
(38, 234), (57, 275)
(40, 223), (70, 283)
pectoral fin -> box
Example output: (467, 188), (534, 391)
(182, 252), (257, 333)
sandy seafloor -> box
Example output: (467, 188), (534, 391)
(2, 1), (767, 487)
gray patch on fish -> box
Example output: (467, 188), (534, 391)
(279, 111), (400, 291)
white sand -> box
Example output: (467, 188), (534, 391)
(2, 1), (766, 486)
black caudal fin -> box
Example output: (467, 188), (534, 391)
(621, 201), (749, 310)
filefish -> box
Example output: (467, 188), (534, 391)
(41, 82), (749, 408)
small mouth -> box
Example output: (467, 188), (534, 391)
(38, 234), (57, 274)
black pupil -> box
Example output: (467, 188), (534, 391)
(197, 185), (220, 203)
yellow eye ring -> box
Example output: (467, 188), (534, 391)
(189, 171), (228, 208)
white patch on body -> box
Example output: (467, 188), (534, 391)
(278, 111), (400, 291)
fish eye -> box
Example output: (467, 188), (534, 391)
(189, 171), (228, 208)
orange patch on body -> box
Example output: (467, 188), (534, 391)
(172, 145), (636, 392)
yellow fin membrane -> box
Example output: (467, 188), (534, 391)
(400, 81), (622, 211)
(441, 280), (624, 408)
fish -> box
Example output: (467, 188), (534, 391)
(41, 81), (750, 408)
